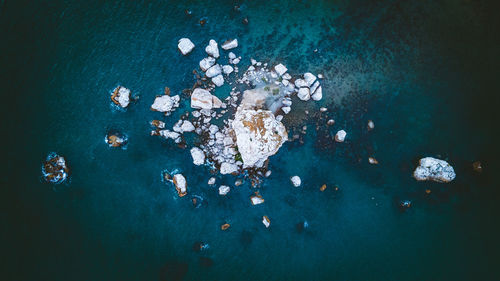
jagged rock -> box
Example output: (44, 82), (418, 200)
(290, 176), (301, 187)
(206, 64), (222, 78)
(106, 133), (127, 147)
(208, 177), (216, 185)
(111, 86), (130, 108)
(212, 74), (224, 87)
(250, 194), (264, 205)
(190, 147), (205, 165)
(367, 120), (375, 131)
(335, 130), (346, 142)
(320, 184), (327, 191)
(221, 39), (238, 50)
(205, 39), (219, 58)
(221, 223), (230, 230)
(151, 120), (166, 129)
(200, 57), (216, 72)
(311, 86), (322, 101)
(191, 88), (213, 109)
(297, 87), (310, 101)
(42, 153), (69, 184)
(218, 185), (230, 195)
(368, 157), (379, 164)
(294, 79), (308, 88)
(158, 130), (181, 143)
(232, 108), (288, 168)
(262, 216), (270, 228)
(327, 119), (335, 126)
(282, 106), (291, 114)
(222, 65), (234, 75)
(151, 94), (180, 113)
(274, 64), (287, 76)
(228, 52), (236, 59)
(413, 157), (456, 183)
(178, 38), (195, 55)
(212, 95), (223, 108)
(220, 162), (238, 174)
(303, 72), (317, 86)
(173, 174), (187, 196)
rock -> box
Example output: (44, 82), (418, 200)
(221, 39), (238, 50)
(178, 38), (195, 55)
(265, 170), (272, 177)
(211, 74), (224, 87)
(250, 194), (265, 205)
(212, 95), (223, 108)
(151, 120), (166, 129)
(303, 72), (317, 86)
(262, 216), (270, 228)
(320, 184), (327, 191)
(297, 87), (310, 101)
(206, 64), (222, 78)
(191, 88), (213, 109)
(368, 157), (379, 164)
(282, 106), (291, 114)
(274, 64), (288, 76)
(221, 223), (230, 230)
(318, 74), (324, 79)
(413, 157), (456, 183)
(472, 161), (483, 173)
(106, 133), (127, 147)
(205, 39), (219, 58)
(190, 147), (205, 165)
(218, 185), (230, 195)
(251, 58), (257, 65)
(200, 57), (216, 72)
(282, 73), (292, 80)
(294, 79), (308, 88)
(208, 177), (216, 185)
(311, 86), (322, 101)
(173, 174), (187, 196)
(220, 162), (239, 174)
(232, 108), (288, 168)
(335, 130), (346, 142)
(228, 52), (236, 59)
(290, 176), (301, 187)
(320, 107), (328, 112)
(151, 94), (180, 113)
(111, 86), (131, 108)
(367, 120), (375, 131)
(232, 58), (240, 64)
(327, 119), (335, 126)
(159, 130), (181, 142)
(42, 153), (69, 184)
(222, 65), (234, 75)
(174, 120), (195, 133)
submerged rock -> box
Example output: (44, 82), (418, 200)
(151, 93), (180, 114)
(413, 157), (456, 183)
(335, 130), (346, 142)
(105, 132), (127, 148)
(111, 86), (130, 108)
(221, 39), (238, 50)
(218, 185), (230, 195)
(173, 174), (187, 197)
(178, 38), (195, 55)
(42, 153), (69, 184)
(290, 176), (301, 187)
(205, 39), (219, 58)
(262, 216), (270, 228)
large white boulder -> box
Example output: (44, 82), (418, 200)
(232, 108), (288, 168)
(151, 95), (180, 112)
(206, 64), (222, 78)
(111, 86), (130, 108)
(290, 176), (301, 187)
(413, 157), (456, 183)
(222, 65), (234, 75)
(173, 174), (187, 196)
(311, 86), (322, 101)
(200, 57), (216, 72)
(205, 39), (219, 58)
(178, 38), (195, 55)
(190, 147), (205, 166)
(221, 39), (238, 50)
(212, 74), (224, 87)
(220, 162), (239, 174)
(335, 130), (346, 142)
(191, 88), (213, 109)
(218, 185), (230, 195)
(297, 87), (310, 101)
(274, 64), (288, 76)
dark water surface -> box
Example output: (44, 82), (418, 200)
(2, 0), (500, 280)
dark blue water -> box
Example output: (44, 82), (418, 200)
(2, 0), (499, 280)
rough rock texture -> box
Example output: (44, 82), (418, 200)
(220, 162), (238, 174)
(250, 194), (265, 205)
(413, 157), (456, 183)
(335, 130), (346, 142)
(311, 86), (322, 101)
(274, 64), (287, 76)
(291, 176), (301, 187)
(297, 87), (310, 101)
(222, 65), (234, 75)
(178, 38), (195, 55)
(221, 39), (238, 50)
(232, 108), (288, 168)
(173, 174), (187, 196)
(42, 153), (69, 184)
(206, 64), (222, 78)
(190, 147), (205, 166)
(205, 39), (219, 58)
(218, 185), (230, 195)
(200, 57), (216, 72)
(262, 216), (270, 228)
(212, 74), (224, 87)
(191, 88), (214, 109)
(151, 95), (180, 113)
(111, 86), (130, 108)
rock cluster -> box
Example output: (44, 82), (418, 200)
(111, 86), (131, 108)
(413, 157), (456, 183)
(42, 153), (69, 184)
(151, 87), (180, 115)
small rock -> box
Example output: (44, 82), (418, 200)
(42, 153), (69, 184)
(290, 176), (301, 187)
(320, 184), (327, 191)
(367, 120), (375, 131)
(178, 38), (195, 55)
(220, 162), (239, 174)
(218, 185), (230, 195)
(297, 87), (310, 101)
(250, 194), (265, 205)
(151, 94), (180, 113)
(282, 106), (291, 114)
(208, 177), (216, 185)
(311, 86), (322, 101)
(413, 157), (456, 183)
(327, 119), (335, 126)
(320, 107), (328, 112)
(190, 147), (205, 165)
(200, 57), (216, 72)
(205, 39), (219, 58)
(335, 130), (346, 142)
(221, 223), (231, 230)
(368, 157), (379, 164)
(274, 64), (288, 76)
(472, 161), (483, 173)
(221, 39), (238, 50)
(191, 88), (214, 109)
(228, 52), (236, 59)
(262, 216), (270, 228)
(173, 174), (187, 197)
(212, 74), (224, 87)
(111, 86), (130, 108)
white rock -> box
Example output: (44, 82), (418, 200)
(181, 120), (195, 132)
(297, 87), (310, 101)
(212, 95), (223, 108)
(191, 88), (213, 109)
(250, 195), (265, 205)
(251, 58), (257, 65)
(151, 95), (180, 112)
(206, 64), (222, 78)
(282, 106), (291, 114)
(232, 58), (240, 64)
(190, 147), (205, 165)
(232, 108), (288, 168)
(413, 157), (456, 183)
(304, 72), (317, 86)
(228, 52), (236, 59)
(367, 120), (375, 130)
(112, 86), (130, 108)
(290, 176), (301, 187)
(320, 107), (328, 112)
(335, 130), (346, 142)
(311, 86), (322, 101)
(205, 39), (219, 58)
(218, 185), (230, 195)
(282, 73), (292, 80)
(294, 79), (308, 88)
(208, 177), (216, 185)
(159, 130), (181, 140)
(220, 162), (239, 174)
(222, 65), (234, 75)
(262, 216), (270, 228)
(178, 38), (195, 55)
(212, 74), (224, 87)
(274, 64), (288, 76)
(265, 170), (272, 177)
(221, 39), (238, 50)
(173, 174), (187, 196)
(200, 57), (216, 72)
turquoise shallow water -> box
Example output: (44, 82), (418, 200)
(1, 0), (500, 280)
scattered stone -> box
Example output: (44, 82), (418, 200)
(335, 130), (346, 142)
(262, 216), (270, 228)
(206, 64), (222, 78)
(265, 170), (272, 177)
(178, 38), (195, 55)
(111, 86), (131, 108)
(151, 93), (180, 114)
(320, 107), (328, 112)
(327, 119), (335, 126)
(200, 57), (216, 71)
(234, 179), (243, 186)
(303, 72), (317, 86)
(311, 86), (322, 101)
(250, 194), (265, 205)
(472, 161), (483, 173)
(106, 133), (127, 147)
(282, 106), (291, 114)
(413, 157), (456, 183)
(42, 153), (69, 184)
(191, 88), (214, 109)
(221, 39), (238, 50)
(367, 120), (375, 131)
(318, 74), (324, 79)
(218, 185), (230, 195)
(368, 157), (379, 165)
(274, 64), (287, 76)
(222, 65), (234, 75)
(221, 223), (231, 230)
(291, 176), (301, 187)
(208, 177), (216, 185)
(297, 87), (310, 101)
(320, 184), (327, 192)
(220, 162), (238, 174)
(228, 52), (236, 59)
(205, 39), (219, 58)
(190, 147), (205, 165)
(212, 74), (224, 87)
(151, 120), (166, 129)
(173, 174), (187, 197)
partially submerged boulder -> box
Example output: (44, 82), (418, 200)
(111, 86), (130, 108)
(173, 174), (187, 196)
(151, 92), (180, 114)
(218, 185), (230, 195)
(250, 194), (265, 205)
(413, 157), (456, 183)
(178, 38), (195, 55)
(221, 39), (238, 50)
(42, 153), (69, 184)
(290, 176), (301, 187)
(205, 39), (219, 58)
(190, 147), (205, 166)
(262, 216), (270, 228)
(106, 133), (127, 148)
(335, 130), (346, 142)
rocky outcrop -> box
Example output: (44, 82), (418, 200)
(106, 133), (127, 147)
(190, 147), (205, 166)
(232, 108), (288, 168)
(290, 176), (301, 187)
(42, 153), (69, 184)
(413, 157), (456, 183)
(151, 92), (180, 114)
(173, 174), (187, 196)
(205, 39), (219, 58)
(221, 39), (238, 50)
(178, 38), (195, 55)
(191, 88), (214, 109)
(218, 185), (230, 195)
(111, 86), (130, 108)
